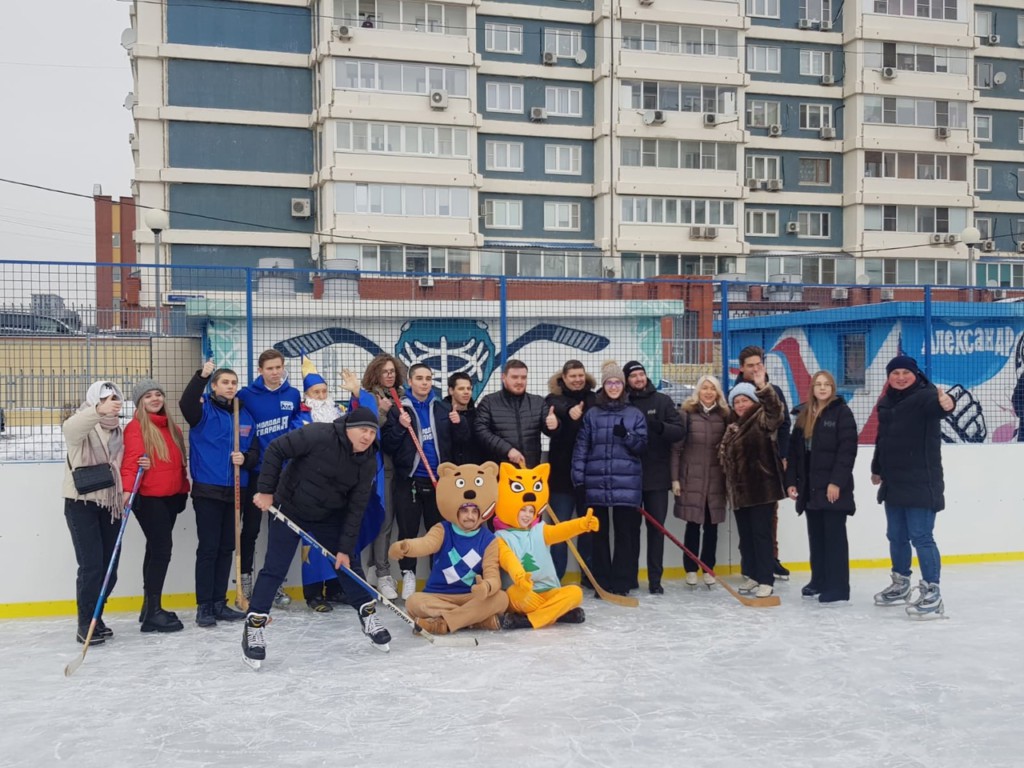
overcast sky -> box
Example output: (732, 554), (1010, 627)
(0, 1), (134, 263)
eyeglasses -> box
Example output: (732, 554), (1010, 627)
(605, 379), (624, 387)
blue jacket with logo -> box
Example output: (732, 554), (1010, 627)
(238, 376), (300, 471)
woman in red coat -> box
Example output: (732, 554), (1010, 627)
(121, 378), (190, 632)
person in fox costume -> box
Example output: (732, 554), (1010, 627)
(494, 462), (600, 630)
(389, 462), (508, 634)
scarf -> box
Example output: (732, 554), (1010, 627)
(78, 381), (126, 518)
(305, 397), (342, 424)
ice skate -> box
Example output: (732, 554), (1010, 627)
(906, 581), (946, 620)
(242, 612), (269, 671)
(358, 602), (391, 652)
(273, 586), (291, 608)
(703, 572), (716, 588)
(874, 572), (911, 606)
(773, 560), (790, 581)
(737, 576), (758, 594)
(755, 584), (774, 599)
(685, 571), (698, 587)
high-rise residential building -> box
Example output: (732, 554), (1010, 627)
(124, 0), (1024, 289)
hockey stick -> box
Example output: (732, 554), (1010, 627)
(232, 399), (249, 611)
(639, 508), (781, 608)
(64, 464), (147, 677)
(265, 505), (477, 647)
(505, 323), (610, 358)
(543, 505), (639, 608)
(274, 328), (383, 359)
(388, 387), (438, 487)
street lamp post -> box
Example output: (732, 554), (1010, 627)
(144, 209), (170, 333)
(960, 226), (981, 303)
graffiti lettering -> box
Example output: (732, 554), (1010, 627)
(931, 327), (1016, 357)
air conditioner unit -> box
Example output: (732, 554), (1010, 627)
(429, 89), (449, 110)
(332, 24), (352, 40)
(798, 18), (812, 29)
(831, 287), (849, 300)
(930, 233), (944, 244)
(291, 198), (311, 218)
(880, 287), (895, 301)
(767, 179), (783, 191)
(746, 178), (761, 190)
(542, 51), (557, 65)
(704, 226), (719, 239)
(993, 288), (1008, 299)
(530, 106), (548, 121)
(1018, 242), (1024, 254)
(820, 126), (836, 139)
(935, 126), (950, 139)
(819, 20), (833, 31)
(984, 34), (1000, 46)
(786, 221), (799, 234)
(768, 123), (782, 137)
(643, 109), (666, 125)
(418, 276), (435, 288)
(982, 240), (996, 252)
(821, 74), (835, 86)
(881, 66), (897, 80)
(945, 234), (958, 244)
(689, 226), (705, 239)
(703, 113), (717, 126)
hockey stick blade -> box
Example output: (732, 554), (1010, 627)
(274, 328), (383, 358)
(504, 323), (610, 359)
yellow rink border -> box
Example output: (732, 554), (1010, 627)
(2, 551), (1022, 619)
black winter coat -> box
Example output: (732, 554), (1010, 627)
(256, 415), (377, 554)
(443, 395), (480, 466)
(734, 373), (791, 460)
(628, 382), (686, 491)
(871, 378), (951, 511)
(545, 371), (597, 493)
(474, 388), (549, 467)
(571, 393), (648, 508)
(381, 395), (467, 478)
(785, 398), (858, 515)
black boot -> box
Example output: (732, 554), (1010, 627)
(138, 595), (148, 623)
(195, 602), (217, 628)
(556, 607), (586, 624)
(500, 612), (533, 630)
(141, 594), (185, 633)
(214, 600), (246, 622)
(94, 618), (114, 639)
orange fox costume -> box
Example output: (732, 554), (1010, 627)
(494, 463), (599, 629)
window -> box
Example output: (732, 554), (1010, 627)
(975, 11), (993, 38)
(801, 0), (832, 22)
(1019, 170), (1024, 195)
(863, 96), (968, 128)
(798, 211), (830, 238)
(976, 61), (993, 89)
(337, 121), (469, 158)
(872, 0), (956, 21)
(351, 244), (470, 275)
(864, 205), (968, 233)
(335, 183), (469, 217)
(485, 141), (523, 172)
(483, 199), (522, 229)
(800, 50), (832, 77)
(484, 22), (522, 53)
(746, 154), (780, 181)
(545, 144), (582, 175)
(799, 157), (831, 185)
(545, 86), (583, 117)
(975, 217), (993, 240)
(747, 0), (779, 17)
(975, 114), (992, 141)
(840, 333), (866, 387)
(111, 233), (121, 248)
(544, 28), (582, 58)
(1019, 118), (1024, 143)
(747, 99), (780, 127)
(335, 59), (468, 96)
(620, 138), (736, 170)
(621, 23), (737, 58)
(620, 80), (737, 114)
(975, 166), (992, 192)
(863, 151), (966, 180)
(746, 209), (779, 236)
(485, 82), (523, 113)
(747, 45), (781, 73)
(799, 104), (832, 130)
(620, 197), (735, 226)
(544, 201), (581, 231)
(865, 42), (969, 75)
(335, 0), (466, 35)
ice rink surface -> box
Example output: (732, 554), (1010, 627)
(1, 563), (1020, 768)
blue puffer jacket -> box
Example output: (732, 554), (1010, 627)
(571, 393), (648, 508)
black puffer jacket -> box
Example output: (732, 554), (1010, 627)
(474, 388), (549, 467)
(443, 395), (480, 465)
(628, 382), (686, 491)
(871, 377), (950, 511)
(256, 414), (377, 554)
(381, 394), (468, 477)
(545, 371), (597, 493)
(785, 397), (858, 515)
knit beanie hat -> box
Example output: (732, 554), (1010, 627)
(728, 381), (759, 407)
(601, 360), (623, 384)
(132, 378), (165, 404)
(345, 406), (379, 431)
(622, 360), (646, 378)
(885, 354), (920, 376)
(301, 355), (327, 392)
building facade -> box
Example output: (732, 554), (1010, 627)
(124, 0), (1024, 288)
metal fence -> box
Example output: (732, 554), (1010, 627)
(2, 258), (1023, 462)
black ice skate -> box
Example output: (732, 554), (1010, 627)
(242, 612), (269, 670)
(358, 602), (391, 653)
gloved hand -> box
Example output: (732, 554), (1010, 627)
(388, 540), (410, 559)
(613, 420), (627, 438)
(470, 575), (492, 599)
(581, 507), (599, 532)
(646, 416), (664, 434)
(506, 581), (543, 612)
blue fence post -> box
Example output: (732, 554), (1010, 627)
(719, 279), (730, 388)
(498, 275), (508, 370)
(923, 284), (932, 379)
(245, 267), (255, 384)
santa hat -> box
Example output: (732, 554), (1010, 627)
(301, 355), (326, 392)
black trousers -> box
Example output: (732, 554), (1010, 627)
(642, 489), (670, 586)
(734, 503), (775, 587)
(240, 480), (262, 574)
(133, 493), (186, 595)
(192, 496), (236, 605)
(805, 509), (850, 599)
(394, 475), (441, 573)
(590, 505), (642, 593)
(64, 499), (120, 628)
(683, 503), (720, 572)
(251, 516), (371, 615)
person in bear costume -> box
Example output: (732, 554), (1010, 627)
(388, 462), (508, 634)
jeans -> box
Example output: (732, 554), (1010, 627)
(64, 499), (121, 628)
(240, 480), (262, 574)
(683, 504), (719, 573)
(394, 475), (441, 573)
(642, 489), (670, 586)
(133, 493), (185, 595)
(193, 496), (236, 605)
(367, 457), (396, 577)
(884, 504), (941, 584)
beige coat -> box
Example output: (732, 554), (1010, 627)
(61, 406), (124, 504)
(670, 404), (730, 525)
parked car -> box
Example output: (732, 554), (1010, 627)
(0, 312), (80, 336)
(657, 380), (694, 407)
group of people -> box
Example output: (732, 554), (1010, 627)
(60, 344), (953, 648)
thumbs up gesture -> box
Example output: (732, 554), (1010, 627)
(545, 406), (558, 430)
(937, 386), (954, 413)
(582, 507), (599, 533)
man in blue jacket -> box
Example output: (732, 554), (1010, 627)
(237, 349), (301, 606)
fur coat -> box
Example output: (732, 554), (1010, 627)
(718, 384), (786, 509)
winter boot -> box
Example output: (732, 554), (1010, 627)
(138, 595), (148, 623)
(773, 560), (790, 580)
(141, 594), (185, 633)
(500, 612), (533, 630)
(242, 612), (269, 670)
(906, 581), (945, 619)
(214, 600), (246, 622)
(415, 616), (449, 635)
(195, 602), (217, 627)
(94, 618), (114, 639)
(873, 572), (912, 606)
(358, 602), (391, 652)
(468, 615), (502, 631)
(649, 582), (664, 595)
(556, 607), (586, 624)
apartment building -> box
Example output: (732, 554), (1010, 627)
(124, 0), (1024, 287)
